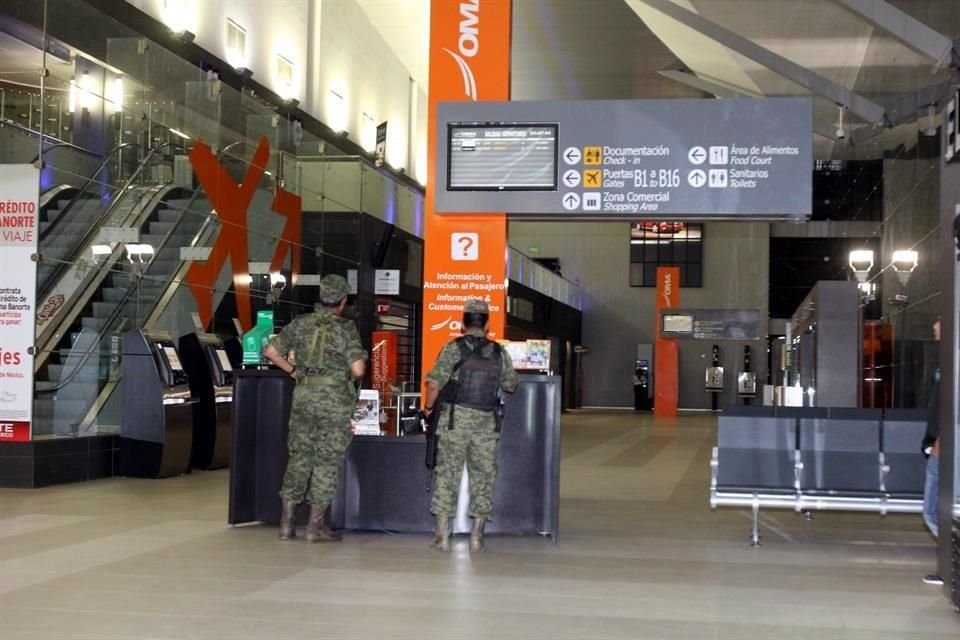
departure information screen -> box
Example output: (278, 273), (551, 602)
(663, 314), (695, 334)
(447, 123), (558, 191)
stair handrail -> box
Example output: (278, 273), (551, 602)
(35, 182), (209, 394)
(38, 142), (181, 298)
(39, 141), (142, 243)
(0, 119), (103, 163)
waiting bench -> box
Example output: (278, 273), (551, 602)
(711, 406), (927, 545)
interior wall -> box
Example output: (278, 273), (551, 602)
(508, 221), (769, 409)
(126, 0), (419, 171)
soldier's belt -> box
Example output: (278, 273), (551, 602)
(299, 375), (344, 386)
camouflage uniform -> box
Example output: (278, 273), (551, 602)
(427, 316), (519, 518)
(269, 278), (366, 508)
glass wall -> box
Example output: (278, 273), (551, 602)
(0, 0), (424, 440)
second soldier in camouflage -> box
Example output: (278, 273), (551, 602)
(423, 299), (519, 552)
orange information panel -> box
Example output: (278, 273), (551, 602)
(421, 0), (512, 379)
(654, 267), (680, 417)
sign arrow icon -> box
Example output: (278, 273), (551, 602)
(562, 169), (581, 187)
(687, 169), (707, 188)
(562, 146), (582, 166)
(688, 146), (707, 165)
(561, 192), (581, 210)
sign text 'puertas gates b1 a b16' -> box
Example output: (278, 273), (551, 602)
(420, 0), (512, 377)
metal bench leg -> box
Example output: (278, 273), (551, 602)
(751, 498), (761, 547)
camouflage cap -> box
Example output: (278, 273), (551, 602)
(464, 299), (489, 315)
(319, 274), (350, 305)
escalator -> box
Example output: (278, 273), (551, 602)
(33, 185), (214, 436)
(30, 142), (283, 437)
(32, 141), (210, 436)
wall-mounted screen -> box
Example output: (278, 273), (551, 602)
(447, 123), (558, 191)
(215, 349), (233, 372)
(162, 346), (183, 371)
(663, 314), (694, 334)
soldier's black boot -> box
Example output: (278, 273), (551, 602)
(279, 499), (297, 540)
(305, 504), (342, 543)
(469, 517), (487, 553)
(431, 515), (450, 551)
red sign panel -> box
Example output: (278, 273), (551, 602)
(0, 421), (30, 442)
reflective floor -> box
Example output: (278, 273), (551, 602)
(0, 411), (957, 639)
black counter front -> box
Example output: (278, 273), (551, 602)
(229, 371), (561, 537)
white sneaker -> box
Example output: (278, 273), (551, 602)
(923, 574), (944, 586)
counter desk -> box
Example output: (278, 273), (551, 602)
(228, 371), (561, 538)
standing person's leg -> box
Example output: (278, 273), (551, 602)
(279, 389), (313, 540)
(304, 404), (354, 543)
(465, 417), (500, 552)
(922, 454), (943, 585)
(431, 415), (469, 550)
(923, 455), (940, 538)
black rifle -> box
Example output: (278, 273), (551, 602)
(494, 391), (506, 433)
(421, 406), (441, 491)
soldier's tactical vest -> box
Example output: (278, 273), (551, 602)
(450, 336), (502, 411)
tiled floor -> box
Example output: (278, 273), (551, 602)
(0, 411), (957, 639)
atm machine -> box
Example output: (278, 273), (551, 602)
(179, 332), (234, 470)
(120, 330), (197, 478)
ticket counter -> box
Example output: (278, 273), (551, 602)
(228, 371), (561, 537)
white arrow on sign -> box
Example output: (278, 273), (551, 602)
(562, 169), (581, 188)
(562, 146), (582, 165)
(688, 146), (707, 165)
(688, 169), (707, 188)
(562, 192), (581, 210)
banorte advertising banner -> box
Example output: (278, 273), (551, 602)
(0, 165), (40, 442)
(421, 0), (511, 378)
(654, 266), (680, 418)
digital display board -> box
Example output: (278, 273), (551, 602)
(447, 123), (558, 191)
(663, 314), (694, 334)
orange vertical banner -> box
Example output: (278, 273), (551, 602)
(421, 0), (512, 379)
(654, 267), (680, 417)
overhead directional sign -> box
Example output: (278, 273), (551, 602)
(436, 98), (813, 220)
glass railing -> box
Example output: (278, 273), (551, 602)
(508, 247), (583, 311)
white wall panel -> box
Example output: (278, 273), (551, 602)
(124, 0), (421, 176)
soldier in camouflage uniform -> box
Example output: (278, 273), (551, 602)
(423, 299), (519, 552)
(263, 274), (367, 543)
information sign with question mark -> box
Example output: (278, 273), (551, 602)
(451, 232), (479, 261)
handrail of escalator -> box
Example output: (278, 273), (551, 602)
(0, 119), (103, 163)
(38, 141), (142, 243)
(35, 182), (209, 395)
(30, 141), (104, 164)
(37, 142), (181, 298)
